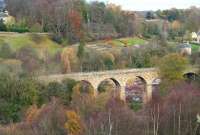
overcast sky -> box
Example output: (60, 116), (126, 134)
(86, 0), (200, 11)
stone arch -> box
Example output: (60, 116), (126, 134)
(136, 76), (147, 84)
(183, 72), (199, 82)
(97, 78), (121, 93)
(125, 76), (148, 86)
(74, 80), (95, 95)
(125, 76), (147, 103)
(110, 78), (121, 88)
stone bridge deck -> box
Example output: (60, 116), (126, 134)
(40, 68), (158, 83)
(39, 67), (199, 102)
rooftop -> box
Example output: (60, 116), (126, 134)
(178, 43), (191, 48)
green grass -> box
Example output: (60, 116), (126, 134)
(0, 34), (33, 50)
(191, 43), (200, 52)
(106, 37), (146, 47)
(119, 37), (146, 46)
(0, 34), (147, 59)
(109, 40), (124, 46)
(0, 33), (61, 55)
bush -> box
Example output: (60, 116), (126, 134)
(102, 52), (115, 70)
(0, 19), (7, 31)
(0, 73), (41, 124)
(130, 101), (143, 112)
(16, 46), (40, 73)
(51, 35), (64, 44)
(44, 82), (64, 100)
(0, 43), (14, 59)
(62, 79), (77, 104)
(0, 99), (67, 135)
(0, 59), (22, 75)
(29, 23), (43, 32)
(42, 79), (77, 105)
(8, 25), (29, 33)
(158, 53), (188, 90)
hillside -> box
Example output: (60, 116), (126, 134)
(0, 32), (62, 55)
(0, 32), (147, 52)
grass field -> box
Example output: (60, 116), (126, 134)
(0, 33), (62, 55)
(0, 33), (148, 61)
(106, 37), (147, 47)
(191, 43), (200, 52)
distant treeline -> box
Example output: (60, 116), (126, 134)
(4, 0), (200, 44)
(4, 0), (137, 43)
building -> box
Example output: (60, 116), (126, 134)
(197, 31), (200, 43)
(191, 31), (200, 43)
(0, 10), (15, 24)
(191, 32), (197, 41)
(0, 11), (9, 22)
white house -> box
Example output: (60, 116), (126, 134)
(191, 31), (200, 43)
(0, 11), (15, 24)
(191, 32), (197, 40)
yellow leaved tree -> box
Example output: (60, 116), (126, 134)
(65, 110), (84, 135)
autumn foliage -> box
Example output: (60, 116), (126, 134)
(65, 111), (85, 135)
(68, 10), (83, 39)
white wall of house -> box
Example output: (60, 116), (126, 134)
(197, 35), (200, 43)
(192, 32), (197, 40)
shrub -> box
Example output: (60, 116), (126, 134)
(0, 73), (41, 124)
(160, 54), (188, 77)
(0, 43), (14, 59)
(8, 25), (29, 33)
(0, 59), (22, 75)
(16, 46), (40, 73)
(44, 82), (64, 100)
(29, 23), (43, 32)
(51, 35), (63, 44)
(0, 99), (67, 135)
(65, 110), (85, 135)
(62, 79), (77, 104)
(42, 79), (77, 105)
(98, 80), (115, 93)
(130, 101), (143, 112)
(102, 52), (115, 70)
(0, 19), (7, 31)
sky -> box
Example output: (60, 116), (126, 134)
(86, 0), (200, 11)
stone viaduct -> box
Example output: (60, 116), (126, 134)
(39, 67), (199, 102)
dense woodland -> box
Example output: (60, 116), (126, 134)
(2, 0), (200, 44)
(4, 0), (137, 43)
(0, 62), (199, 135)
(0, 0), (199, 135)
